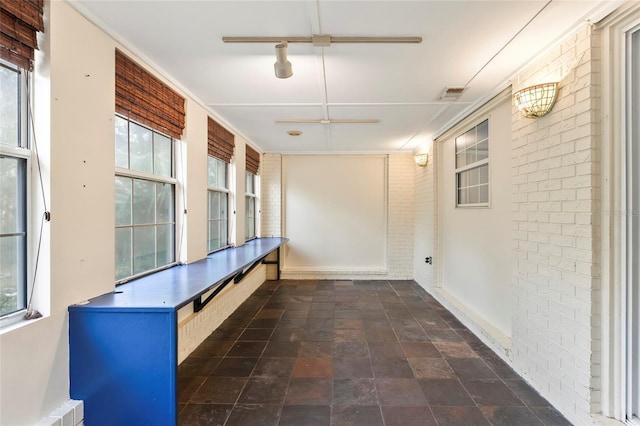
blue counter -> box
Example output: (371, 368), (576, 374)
(69, 237), (288, 426)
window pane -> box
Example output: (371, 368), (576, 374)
(477, 140), (489, 161)
(154, 133), (172, 177)
(115, 116), (129, 169)
(129, 122), (153, 173)
(221, 193), (228, 218)
(218, 160), (227, 188)
(133, 226), (155, 274)
(245, 196), (255, 239)
(156, 224), (173, 267)
(209, 221), (220, 251)
(220, 219), (228, 247)
(456, 151), (467, 169)
(479, 184), (489, 204)
(156, 182), (173, 223)
(458, 171), (467, 189)
(458, 188), (467, 205)
(468, 186), (479, 204)
(133, 179), (155, 225)
(0, 65), (19, 147)
(115, 177), (132, 226)
(0, 156), (26, 234)
(478, 164), (489, 184)
(115, 228), (132, 280)
(208, 156), (218, 187)
(0, 235), (26, 316)
(246, 172), (254, 194)
(477, 119), (489, 141)
(466, 145), (477, 165)
(210, 191), (220, 220)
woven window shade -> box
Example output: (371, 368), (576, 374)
(115, 50), (185, 140)
(0, 0), (44, 70)
(207, 117), (235, 163)
(245, 145), (260, 175)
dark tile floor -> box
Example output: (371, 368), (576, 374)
(178, 280), (571, 426)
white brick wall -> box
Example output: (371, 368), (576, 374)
(386, 154), (415, 279)
(261, 154), (282, 238)
(177, 266), (266, 363)
(413, 144), (437, 288)
(511, 24), (601, 425)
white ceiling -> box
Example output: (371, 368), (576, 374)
(69, 0), (614, 154)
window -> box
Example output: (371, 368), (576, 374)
(208, 156), (229, 252)
(0, 60), (29, 317)
(455, 119), (489, 207)
(245, 171), (256, 241)
(114, 115), (176, 282)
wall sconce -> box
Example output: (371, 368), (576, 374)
(513, 82), (558, 118)
(414, 153), (428, 167)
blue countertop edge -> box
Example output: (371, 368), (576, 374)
(68, 237), (288, 312)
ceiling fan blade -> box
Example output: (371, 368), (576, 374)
(275, 119), (380, 124)
(327, 119), (380, 124)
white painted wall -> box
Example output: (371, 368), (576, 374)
(282, 155), (388, 274)
(184, 99), (208, 263)
(0, 3), (257, 424)
(436, 95), (513, 342)
(1, 3), (115, 424)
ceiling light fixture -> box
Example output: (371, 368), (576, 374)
(513, 82), (558, 118)
(274, 42), (293, 79)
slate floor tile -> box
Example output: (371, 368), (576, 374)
(332, 378), (378, 405)
(430, 406), (491, 426)
(380, 406), (437, 426)
(279, 405), (330, 426)
(331, 405), (384, 426)
(178, 279), (571, 426)
(225, 404), (280, 426)
(178, 404), (232, 426)
(285, 378), (332, 405)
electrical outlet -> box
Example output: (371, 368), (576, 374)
(425, 256), (433, 265)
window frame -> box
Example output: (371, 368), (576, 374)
(0, 59), (31, 323)
(454, 118), (491, 208)
(207, 156), (231, 253)
(245, 171), (257, 241)
(114, 114), (178, 284)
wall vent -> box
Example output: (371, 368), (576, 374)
(440, 86), (466, 101)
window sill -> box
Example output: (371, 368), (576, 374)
(0, 311), (46, 336)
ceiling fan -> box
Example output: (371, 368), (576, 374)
(275, 118), (380, 124)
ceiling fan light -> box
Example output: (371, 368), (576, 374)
(274, 43), (293, 79)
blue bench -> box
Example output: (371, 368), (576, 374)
(68, 237), (288, 426)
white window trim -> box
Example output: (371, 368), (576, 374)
(207, 157), (232, 254)
(114, 116), (178, 285)
(599, 3), (640, 422)
(0, 60), (32, 326)
(454, 119), (491, 208)
(245, 171), (258, 241)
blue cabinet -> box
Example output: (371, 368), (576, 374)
(69, 238), (287, 426)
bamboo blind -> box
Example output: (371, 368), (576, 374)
(0, 0), (44, 70)
(207, 117), (235, 163)
(245, 145), (260, 175)
(115, 50), (185, 140)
